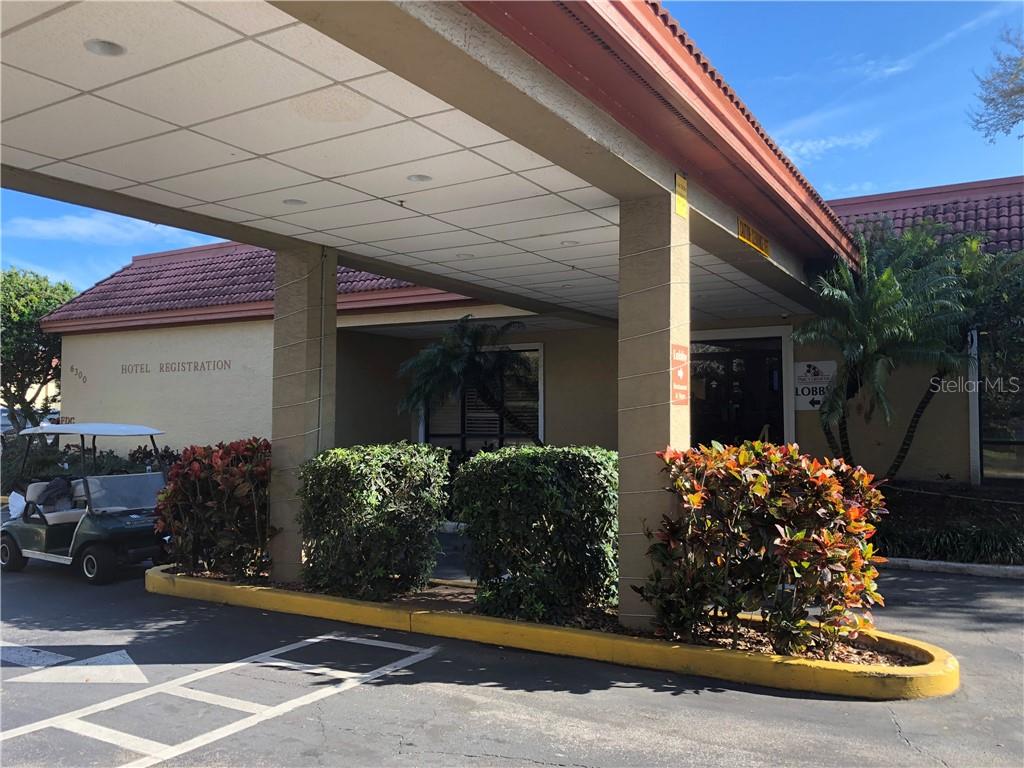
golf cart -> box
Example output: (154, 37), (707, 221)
(1, 423), (168, 584)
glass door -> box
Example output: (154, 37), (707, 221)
(691, 337), (784, 446)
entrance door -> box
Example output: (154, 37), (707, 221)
(691, 337), (784, 446)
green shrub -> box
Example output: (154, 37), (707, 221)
(452, 445), (619, 622)
(297, 442), (449, 600)
(638, 442), (887, 658)
(155, 437), (272, 579)
(875, 488), (1024, 564)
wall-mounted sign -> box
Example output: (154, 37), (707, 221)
(738, 217), (770, 258)
(674, 173), (688, 218)
(794, 360), (837, 411)
(118, 359), (232, 375)
(671, 343), (690, 405)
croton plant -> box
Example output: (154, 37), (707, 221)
(155, 437), (273, 579)
(636, 440), (887, 658)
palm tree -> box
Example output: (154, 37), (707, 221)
(399, 315), (543, 445)
(794, 226), (967, 475)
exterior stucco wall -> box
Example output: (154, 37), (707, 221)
(794, 339), (971, 482)
(59, 321), (272, 450)
(335, 330), (418, 447)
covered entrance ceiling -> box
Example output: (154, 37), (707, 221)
(1, 1), (812, 323)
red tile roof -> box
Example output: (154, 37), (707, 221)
(43, 241), (412, 324)
(828, 176), (1024, 254)
(644, 1), (854, 246)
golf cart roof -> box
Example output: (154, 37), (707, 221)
(19, 423), (164, 437)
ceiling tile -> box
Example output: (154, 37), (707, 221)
(1, 145), (53, 169)
(36, 161), (133, 190)
(560, 186), (617, 209)
(120, 185), (204, 208)
(299, 232), (356, 248)
(468, 253), (551, 271)
(75, 131), (252, 182)
(220, 181), (369, 217)
(474, 211), (608, 241)
(374, 253), (428, 267)
(416, 110), (507, 148)
(393, 175), (546, 215)
(521, 165), (588, 192)
(536, 241), (618, 261)
(2, 2), (240, 90)
(473, 262), (567, 279)
(288, 199), (418, 229)
(250, 219), (312, 236)
(474, 141), (550, 172)
(1, 1), (64, 32)
(186, 1), (295, 35)
(183, 202), (258, 222)
(194, 85), (402, 155)
(99, 41), (330, 125)
(330, 216), (456, 244)
(1, 95), (173, 157)
(508, 225), (617, 252)
(434, 194), (579, 229)
(272, 121), (458, 177)
(407, 242), (525, 263)
(592, 205), (619, 224)
(1, 65), (77, 120)
(344, 243), (395, 259)
(347, 72), (450, 117)
(338, 151), (506, 197)
(153, 158), (317, 201)
(368, 230), (492, 254)
(257, 24), (383, 81)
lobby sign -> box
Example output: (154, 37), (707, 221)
(794, 360), (837, 411)
(670, 343), (690, 405)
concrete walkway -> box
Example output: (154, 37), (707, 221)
(1, 563), (1021, 767)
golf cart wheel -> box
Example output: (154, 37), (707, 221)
(0, 534), (27, 572)
(79, 544), (116, 585)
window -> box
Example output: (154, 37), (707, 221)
(424, 347), (542, 452)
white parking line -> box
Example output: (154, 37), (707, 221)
(120, 644), (439, 768)
(163, 686), (268, 714)
(1, 633), (435, 744)
(55, 719), (169, 757)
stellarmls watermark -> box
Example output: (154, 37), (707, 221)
(930, 376), (1021, 394)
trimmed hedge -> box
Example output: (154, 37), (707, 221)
(875, 487), (1024, 565)
(452, 445), (618, 622)
(297, 442), (449, 600)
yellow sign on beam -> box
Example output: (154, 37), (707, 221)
(674, 173), (688, 217)
(737, 217), (770, 258)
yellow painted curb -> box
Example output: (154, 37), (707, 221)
(146, 566), (959, 700)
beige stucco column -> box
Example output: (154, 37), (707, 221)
(269, 245), (337, 581)
(617, 192), (691, 627)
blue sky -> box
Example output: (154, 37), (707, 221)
(2, 1), (1022, 291)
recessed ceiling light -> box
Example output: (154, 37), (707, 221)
(84, 39), (126, 57)
(560, 240), (580, 246)
(406, 174), (433, 183)
(282, 198), (307, 206)
(455, 253), (474, 259)
(561, 284), (573, 288)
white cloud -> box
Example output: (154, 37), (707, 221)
(821, 181), (879, 199)
(3, 210), (212, 247)
(780, 129), (881, 165)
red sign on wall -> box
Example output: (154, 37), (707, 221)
(670, 343), (689, 405)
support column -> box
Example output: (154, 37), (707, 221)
(617, 193), (691, 627)
(269, 245), (337, 581)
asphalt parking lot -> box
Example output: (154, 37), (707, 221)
(2, 562), (1021, 768)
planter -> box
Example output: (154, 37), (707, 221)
(146, 565), (959, 700)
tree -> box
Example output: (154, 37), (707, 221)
(970, 28), (1024, 142)
(0, 268), (76, 430)
(794, 225), (967, 475)
(399, 315), (543, 445)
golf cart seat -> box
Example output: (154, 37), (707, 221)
(25, 479), (87, 525)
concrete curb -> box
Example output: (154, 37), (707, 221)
(883, 558), (1024, 580)
(146, 565), (959, 700)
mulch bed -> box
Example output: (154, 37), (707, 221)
(173, 569), (917, 667)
